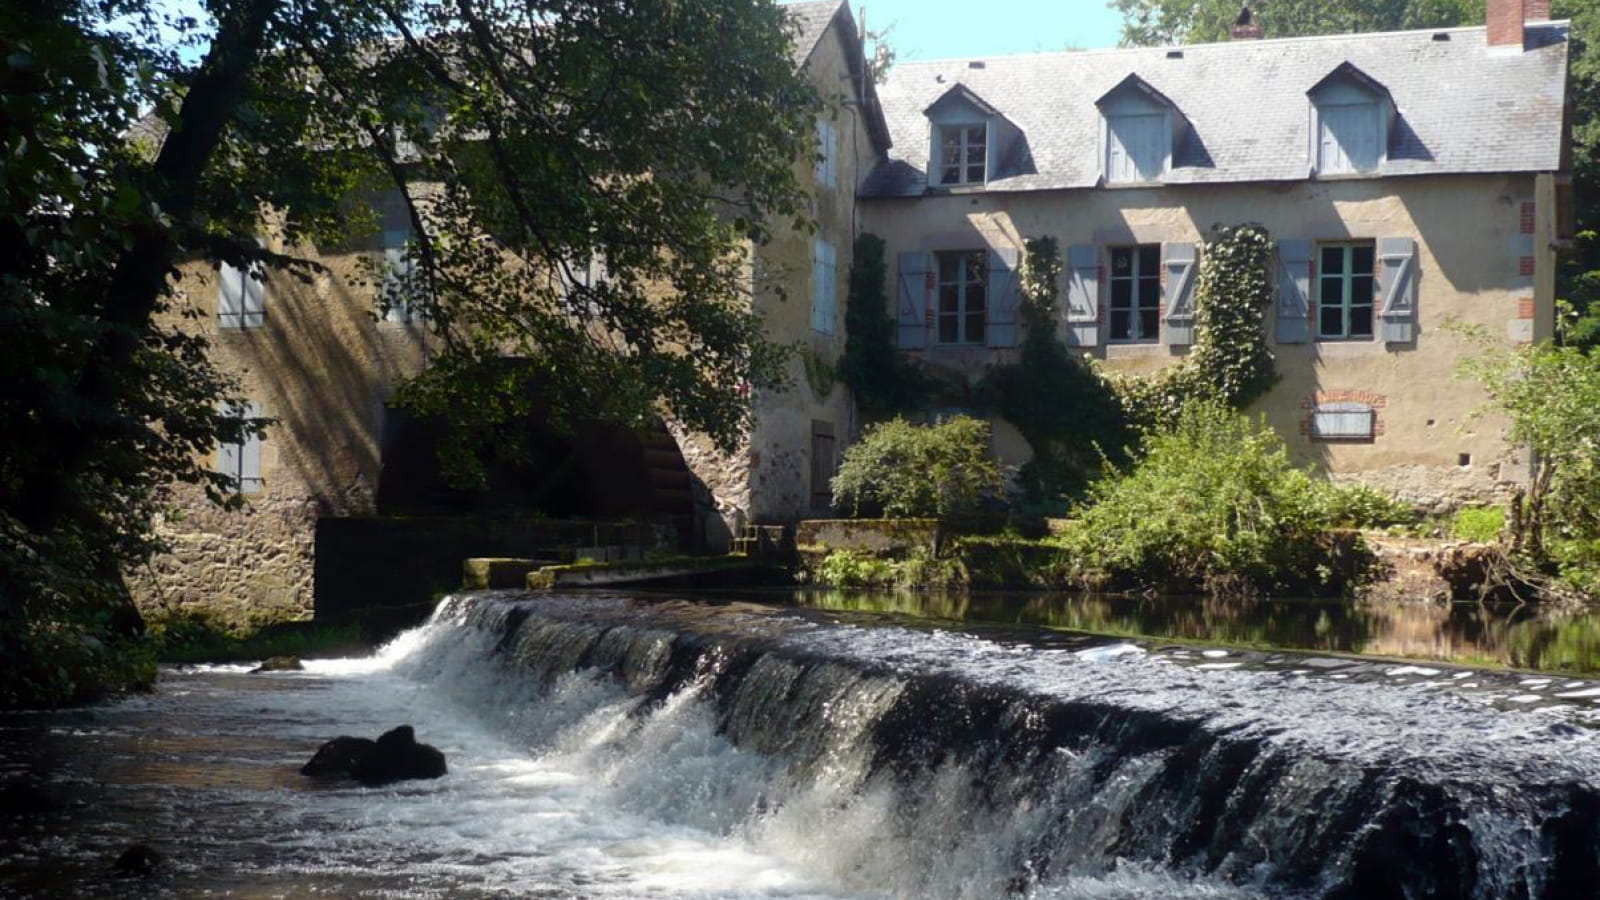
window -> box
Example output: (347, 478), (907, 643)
(1317, 102), (1380, 174)
(218, 261), (264, 328)
(382, 228), (419, 323)
(1317, 242), (1375, 339)
(1106, 113), (1166, 183)
(811, 239), (837, 334)
(1109, 245), (1161, 342)
(935, 250), (986, 345)
(815, 117), (838, 188)
(1311, 402), (1376, 440)
(937, 125), (986, 186)
(216, 401), (264, 493)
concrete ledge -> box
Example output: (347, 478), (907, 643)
(527, 555), (762, 589)
(463, 558), (550, 590)
(795, 519), (941, 556)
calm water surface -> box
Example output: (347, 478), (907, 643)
(758, 589), (1600, 673)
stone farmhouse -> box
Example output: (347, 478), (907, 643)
(131, 0), (1569, 623)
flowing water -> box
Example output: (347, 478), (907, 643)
(5, 590), (1600, 899)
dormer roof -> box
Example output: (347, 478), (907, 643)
(1307, 61), (1394, 103)
(924, 83), (1004, 119)
(1096, 73), (1182, 114)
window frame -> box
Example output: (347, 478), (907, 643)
(936, 123), (988, 187)
(934, 249), (987, 346)
(1316, 240), (1377, 341)
(1108, 244), (1163, 343)
(218, 260), (265, 329)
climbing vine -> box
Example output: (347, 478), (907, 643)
(838, 233), (931, 413)
(1106, 223), (1277, 433)
(981, 237), (1128, 507)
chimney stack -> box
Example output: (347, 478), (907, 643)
(1487, 0), (1529, 48)
(1230, 6), (1264, 40)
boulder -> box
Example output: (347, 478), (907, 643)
(350, 725), (448, 786)
(113, 844), (162, 877)
(251, 656), (304, 673)
(299, 736), (377, 777)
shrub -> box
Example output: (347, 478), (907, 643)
(1055, 400), (1370, 594)
(1452, 507), (1506, 543)
(831, 416), (1004, 519)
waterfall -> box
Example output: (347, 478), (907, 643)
(382, 591), (1600, 900)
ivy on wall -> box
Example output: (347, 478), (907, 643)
(838, 233), (932, 413)
(1106, 223), (1277, 433)
(981, 237), (1129, 507)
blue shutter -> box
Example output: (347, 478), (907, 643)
(896, 251), (931, 349)
(986, 247), (1020, 348)
(240, 401), (263, 491)
(1276, 240), (1313, 344)
(1065, 244), (1100, 347)
(1162, 242), (1197, 346)
(1379, 236), (1417, 343)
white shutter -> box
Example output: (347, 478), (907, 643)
(1379, 236), (1417, 343)
(1065, 244), (1101, 347)
(815, 118), (837, 188)
(242, 265), (265, 327)
(1162, 242), (1197, 346)
(896, 251), (932, 349)
(240, 401), (263, 490)
(1319, 104), (1379, 174)
(218, 263), (244, 327)
(383, 228), (412, 323)
(986, 247), (1020, 348)
(1276, 240), (1313, 343)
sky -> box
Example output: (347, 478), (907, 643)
(830, 1), (1128, 60)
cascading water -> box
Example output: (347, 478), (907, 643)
(6, 589), (1600, 899)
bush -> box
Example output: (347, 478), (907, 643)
(1055, 401), (1371, 594)
(1452, 507), (1506, 543)
(831, 416), (1004, 519)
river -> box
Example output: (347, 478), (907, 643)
(3, 590), (1599, 898)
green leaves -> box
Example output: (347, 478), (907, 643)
(831, 416), (1005, 520)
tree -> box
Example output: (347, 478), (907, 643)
(0, 0), (818, 704)
(831, 417), (1004, 520)
(1113, 0), (1480, 46)
(1554, 0), (1600, 348)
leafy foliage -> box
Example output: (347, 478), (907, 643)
(831, 416), (1004, 519)
(1055, 401), (1374, 593)
(838, 233), (932, 414)
(1106, 224), (1276, 433)
(1554, 0), (1600, 348)
(1113, 0), (1480, 46)
(1458, 341), (1600, 579)
(1, 0), (819, 705)
(1453, 506), (1507, 543)
(982, 237), (1129, 507)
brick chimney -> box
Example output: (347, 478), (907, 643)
(1230, 5), (1264, 40)
(1527, 0), (1552, 19)
(1487, 0), (1528, 47)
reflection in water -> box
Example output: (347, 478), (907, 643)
(787, 589), (1600, 674)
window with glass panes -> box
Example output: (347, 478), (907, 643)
(938, 125), (986, 185)
(936, 250), (986, 345)
(1109, 245), (1161, 341)
(1317, 242), (1375, 339)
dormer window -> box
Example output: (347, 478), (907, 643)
(939, 124), (987, 185)
(923, 84), (1015, 189)
(1096, 74), (1185, 186)
(1308, 63), (1393, 177)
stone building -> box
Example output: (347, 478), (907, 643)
(132, 0), (1572, 624)
(852, 0), (1571, 510)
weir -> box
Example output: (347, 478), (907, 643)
(404, 591), (1600, 900)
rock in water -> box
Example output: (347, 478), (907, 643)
(251, 656), (304, 673)
(300, 736), (377, 777)
(350, 725), (448, 786)
(113, 844), (162, 877)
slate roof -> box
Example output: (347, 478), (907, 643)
(783, 0), (846, 68)
(863, 22), (1569, 197)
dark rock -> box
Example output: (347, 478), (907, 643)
(350, 725), (447, 786)
(251, 656), (304, 673)
(300, 736), (377, 777)
(113, 844), (162, 877)
(0, 779), (62, 816)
